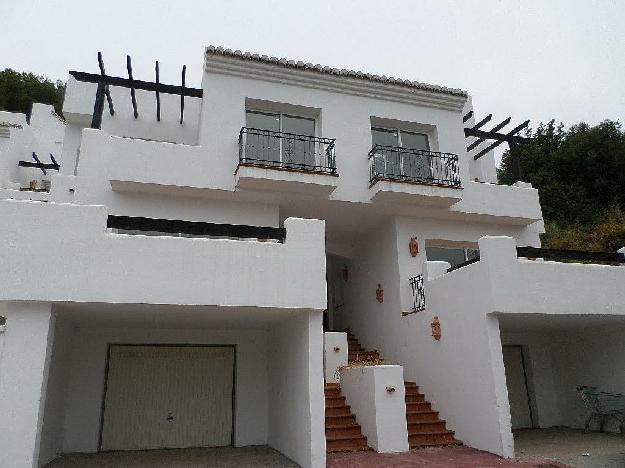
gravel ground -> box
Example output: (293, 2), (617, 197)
(514, 428), (625, 468)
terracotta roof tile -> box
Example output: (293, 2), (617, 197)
(205, 46), (467, 98)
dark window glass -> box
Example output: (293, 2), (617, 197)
(372, 128), (400, 176)
(371, 127), (399, 148)
(426, 247), (467, 267)
(401, 131), (429, 151)
(245, 111), (280, 162)
(401, 131), (431, 180)
(426, 246), (480, 268)
(282, 115), (316, 167)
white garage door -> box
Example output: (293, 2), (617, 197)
(101, 345), (235, 451)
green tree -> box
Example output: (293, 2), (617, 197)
(0, 69), (65, 119)
(498, 120), (625, 226)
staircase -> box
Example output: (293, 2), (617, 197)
(324, 382), (369, 452)
(346, 330), (380, 363)
(344, 329), (459, 449)
(404, 381), (457, 448)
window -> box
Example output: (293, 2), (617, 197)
(426, 246), (479, 269)
(245, 110), (316, 166)
(371, 127), (431, 180)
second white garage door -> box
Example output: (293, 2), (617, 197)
(100, 345), (235, 451)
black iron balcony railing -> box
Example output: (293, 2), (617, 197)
(239, 127), (337, 175)
(368, 144), (461, 188)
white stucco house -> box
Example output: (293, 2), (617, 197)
(1, 46), (624, 468)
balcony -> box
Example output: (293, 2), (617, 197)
(236, 127), (339, 197)
(367, 145), (462, 205)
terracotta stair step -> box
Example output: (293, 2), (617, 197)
(404, 386), (423, 396)
(405, 401), (432, 412)
(324, 387), (342, 397)
(326, 425), (364, 438)
(405, 394), (426, 404)
(325, 405), (353, 417)
(326, 414), (357, 426)
(408, 431), (458, 448)
(326, 435), (369, 452)
(325, 382), (340, 388)
(404, 381), (419, 388)
(325, 396), (347, 408)
(407, 421), (448, 434)
(406, 410), (440, 423)
(348, 352), (380, 360)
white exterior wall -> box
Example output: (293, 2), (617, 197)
(0, 200), (326, 310)
(199, 71), (468, 201)
(340, 365), (409, 453)
(0, 303), (56, 468)
(73, 129), (280, 226)
(60, 325), (268, 453)
(268, 311), (325, 468)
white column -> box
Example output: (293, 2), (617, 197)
(0, 302), (55, 468)
(340, 365), (409, 453)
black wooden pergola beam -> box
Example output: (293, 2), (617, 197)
(155, 61), (161, 122)
(467, 117), (512, 152)
(72, 52), (203, 129)
(473, 120), (530, 160)
(470, 113), (492, 131)
(180, 65), (186, 124)
(70, 71), (203, 98)
(98, 52), (114, 116)
(462, 110), (473, 123)
(18, 152), (59, 175)
(126, 55), (138, 119)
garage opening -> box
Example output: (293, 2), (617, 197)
(100, 345), (235, 451)
(498, 314), (625, 466)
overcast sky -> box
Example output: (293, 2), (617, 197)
(2, 0), (624, 148)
